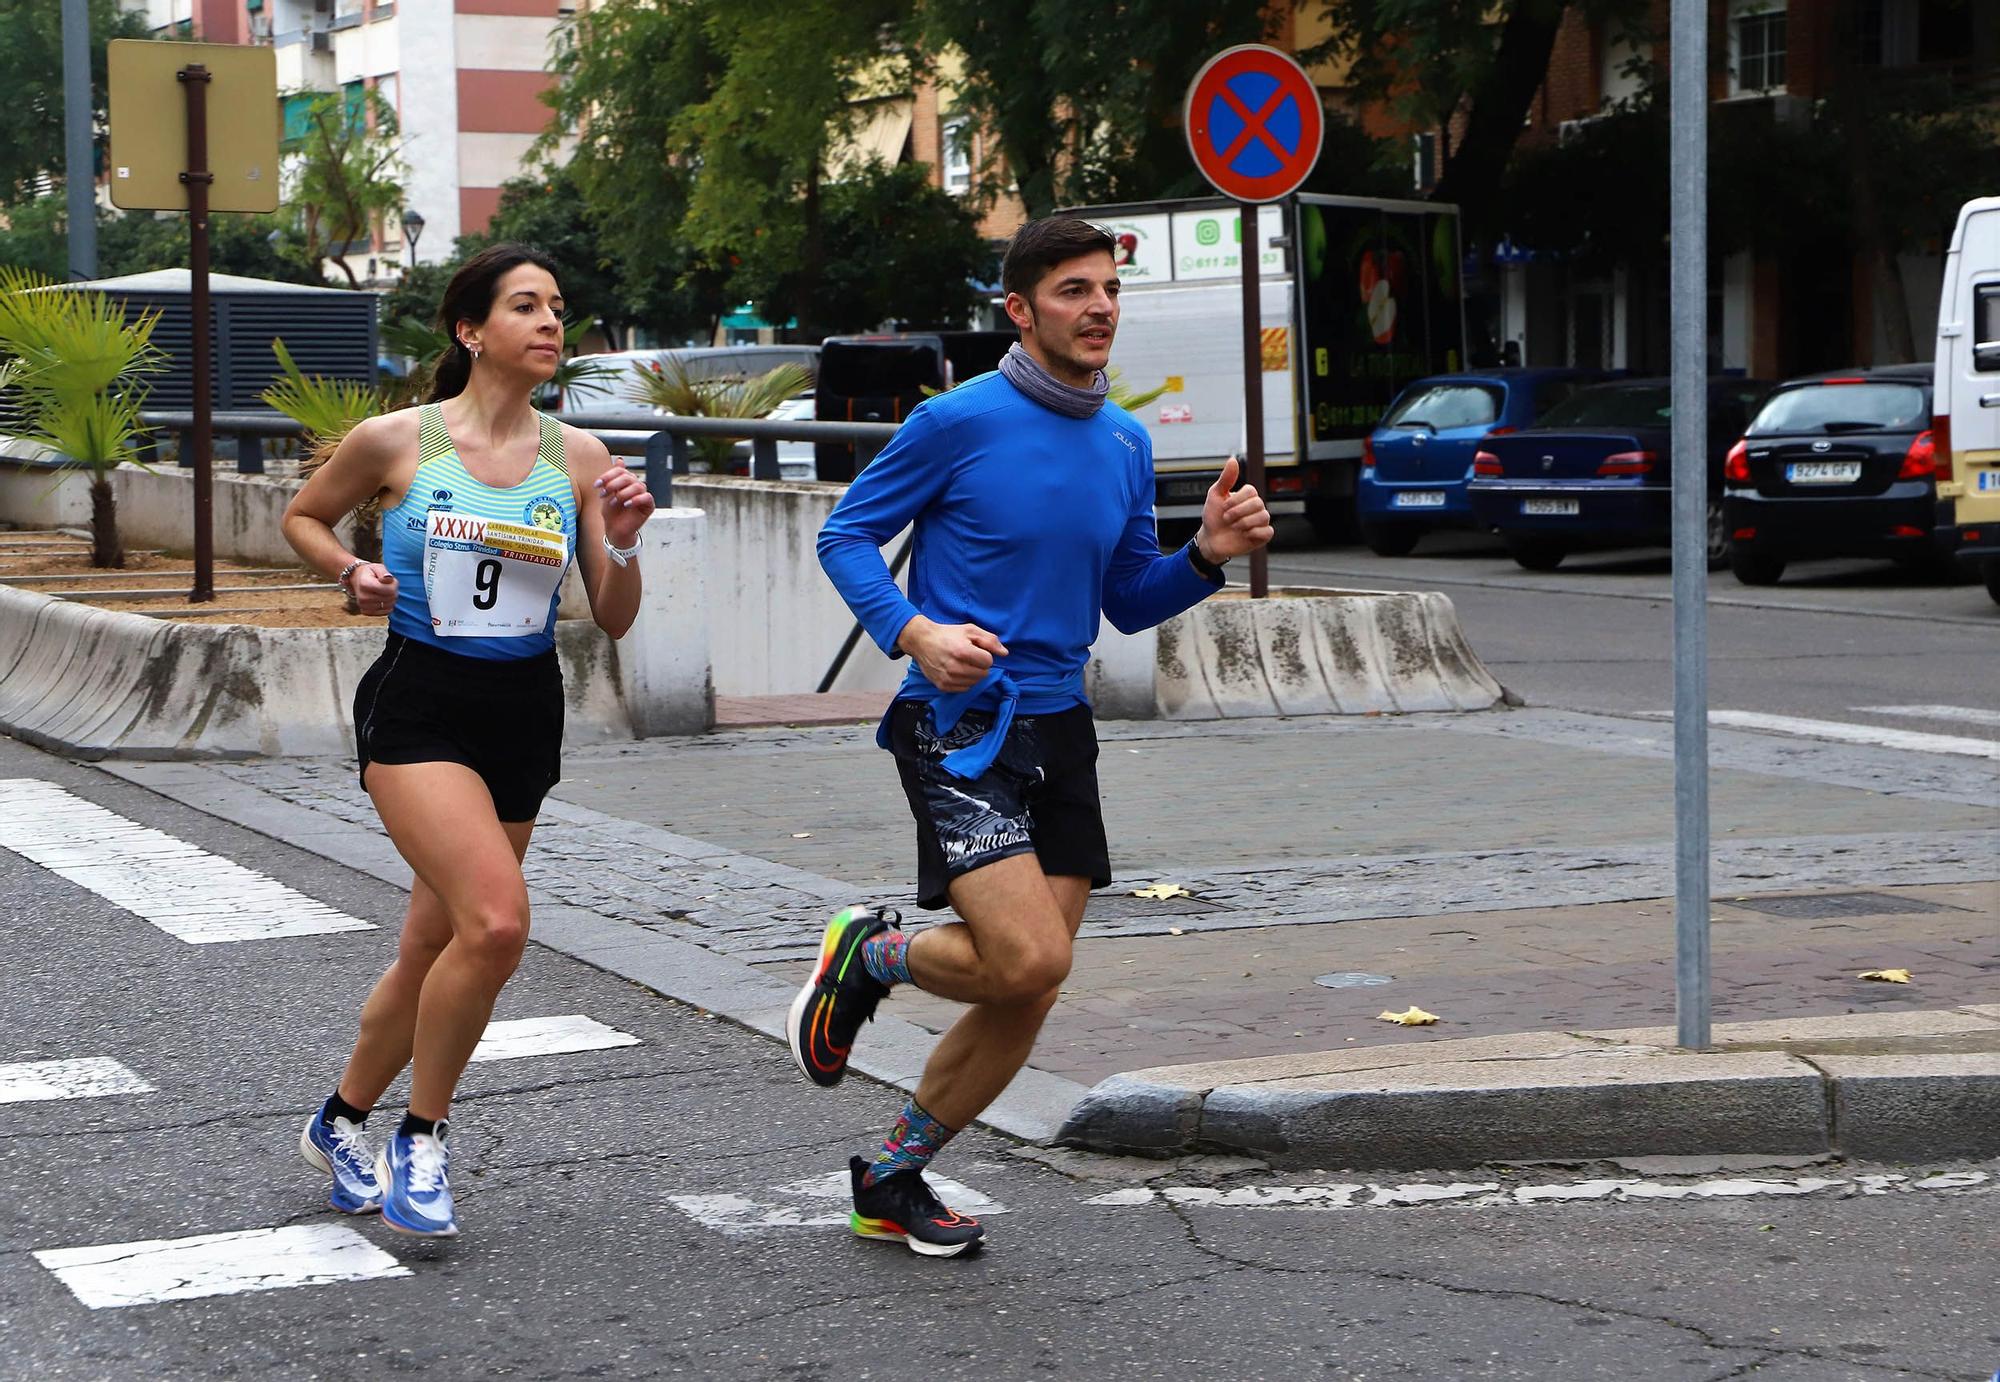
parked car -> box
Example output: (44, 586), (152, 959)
(1466, 376), (1770, 571)
(1355, 368), (1605, 555)
(1721, 365), (1944, 585)
(1931, 196), (2000, 605)
(552, 344), (820, 413)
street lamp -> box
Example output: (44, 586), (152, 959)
(400, 208), (425, 265)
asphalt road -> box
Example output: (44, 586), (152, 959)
(3, 734), (1997, 1381)
(1251, 522), (1999, 729)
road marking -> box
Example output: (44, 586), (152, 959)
(34, 1224), (410, 1309)
(1087, 1170), (1992, 1213)
(468, 1015), (640, 1064)
(667, 1169), (1007, 1236)
(0, 1058), (154, 1104)
(0, 780), (374, 943)
(1855, 704), (2000, 729)
(1709, 711), (2000, 760)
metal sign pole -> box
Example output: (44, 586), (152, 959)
(179, 64), (215, 605)
(62, 0), (95, 280)
(1239, 200), (1269, 598)
(1669, 0), (1711, 1049)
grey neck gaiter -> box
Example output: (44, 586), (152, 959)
(998, 342), (1109, 419)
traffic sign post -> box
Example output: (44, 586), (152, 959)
(1184, 45), (1323, 599)
(107, 41), (277, 605)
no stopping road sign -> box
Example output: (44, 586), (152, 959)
(1183, 44), (1325, 204)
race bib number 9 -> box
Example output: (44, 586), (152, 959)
(423, 511), (568, 637)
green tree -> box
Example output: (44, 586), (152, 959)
(289, 88), (405, 289)
(923, 0), (1270, 216)
(0, 0), (147, 202)
(542, 0), (726, 340)
(795, 160), (991, 334)
(1304, 0), (1649, 232)
(0, 201), (321, 284)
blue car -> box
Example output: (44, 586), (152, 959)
(1466, 376), (1771, 571)
(1356, 369), (1605, 556)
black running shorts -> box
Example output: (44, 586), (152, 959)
(888, 699), (1111, 911)
(353, 632), (564, 823)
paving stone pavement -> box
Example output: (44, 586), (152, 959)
(191, 706), (1996, 1089)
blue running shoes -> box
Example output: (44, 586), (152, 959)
(299, 1106), (384, 1215)
(378, 1121), (458, 1238)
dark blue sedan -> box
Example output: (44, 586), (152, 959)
(1356, 369), (1605, 556)
(1466, 377), (1770, 571)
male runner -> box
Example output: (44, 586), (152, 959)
(794, 216), (1274, 1256)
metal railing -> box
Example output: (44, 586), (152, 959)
(135, 409), (902, 496)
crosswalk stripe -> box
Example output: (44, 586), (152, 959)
(0, 1058), (154, 1104)
(0, 780), (374, 943)
(469, 1015), (640, 1063)
(1709, 712), (2000, 761)
(668, 1169), (1007, 1236)
(1854, 704), (2000, 730)
(34, 1223), (410, 1308)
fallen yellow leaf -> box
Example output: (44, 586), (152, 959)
(1131, 884), (1192, 900)
(1857, 968), (1913, 984)
(1377, 1006), (1439, 1026)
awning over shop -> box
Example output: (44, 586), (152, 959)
(827, 97), (915, 180)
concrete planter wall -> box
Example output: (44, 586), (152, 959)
(0, 507), (710, 759)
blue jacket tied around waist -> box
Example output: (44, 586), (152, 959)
(815, 370), (1221, 778)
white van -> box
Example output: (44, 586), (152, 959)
(1933, 196), (2000, 604)
(553, 344), (819, 413)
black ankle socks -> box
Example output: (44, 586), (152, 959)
(399, 1113), (439, 1139)
(324, 1091), (371, 1126)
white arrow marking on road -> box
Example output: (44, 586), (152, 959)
(1708, 711), (2000, 760)
(1854, 704), (2000, 729)
(0, 1057), (154, 1104)
(668, 1169), (1007, 1236)
(34, 1223), (410, 1309)
(0, 780), (373, 943)
(468, 1015), (640, 1063)
(1087, 1171), (1992, 1212)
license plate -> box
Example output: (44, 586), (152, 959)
(1786, 460), (1862, 484)
(1392, 490), (1447, 508)
(1978, 471), (2000, 492)
(1521, 498), (1579, 516)
(1162, 479), (1209, 500)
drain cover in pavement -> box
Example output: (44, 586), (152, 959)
(1723, 891), (1962, 920)
(1314, 972), (1395, 989)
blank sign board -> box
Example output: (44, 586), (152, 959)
(107, 40), (279, 214)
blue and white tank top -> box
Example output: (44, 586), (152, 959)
(381, 403), (578, 660)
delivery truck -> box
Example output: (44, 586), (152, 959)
(1931, 195), (2000, 605)
(1066, 194), (1468, 543)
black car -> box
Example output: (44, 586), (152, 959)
(1721, 365), (1943, 585)
(1466, 377), (1770, 571)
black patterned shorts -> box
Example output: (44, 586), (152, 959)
(887, 699), (1110, 911)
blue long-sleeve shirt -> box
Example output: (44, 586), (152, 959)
(817, 370), (1220, 772)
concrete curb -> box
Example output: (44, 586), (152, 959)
(1056, 1011), (2000, 1169)
(1152, 589), (1504, 719)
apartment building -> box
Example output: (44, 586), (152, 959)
(1513, 0), (1995, 377)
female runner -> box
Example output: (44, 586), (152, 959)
(280, 243), (654, 1237)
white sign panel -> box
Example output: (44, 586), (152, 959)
(1102, 214), (1173, 282)
(1170, 207), (1286, 281)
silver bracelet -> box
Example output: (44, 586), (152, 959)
(602, 532), (642, 568)
(337, 559), (364, 591)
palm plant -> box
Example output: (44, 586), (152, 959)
(633, 357), (813, 470)
(1107, 367), (1170, 411)
(0, 268), (164, 567)
(261, 337), (386, 564)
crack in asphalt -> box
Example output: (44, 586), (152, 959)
(1155, 1200), (1973, 1381)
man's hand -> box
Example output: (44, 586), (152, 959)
(594, 459), (656, 549)
(1196, 456), (1275, 563)
(899, 615), (1008, 693)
